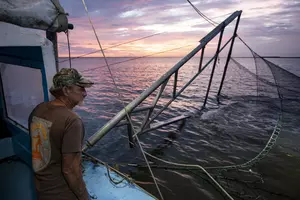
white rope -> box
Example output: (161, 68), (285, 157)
(79, 1), (281, 199)
(80, 0), (164, 199)
(206, 114), (282, 170)
(144, 152), (234, 200)
(135, 135), (165, 199)
(186, 0), (218, 27)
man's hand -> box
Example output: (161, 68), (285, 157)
(62, 152), (89, 200)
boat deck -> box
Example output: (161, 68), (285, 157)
(0, 138), (156, 200)
(82, 157), (156, 200)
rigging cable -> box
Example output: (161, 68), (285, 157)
(187, 1), (284, 163)
(80, 0), (164, 199)
(76, 2), (236, 198)
(58, 12), (233, 64)
(144, 152), (234, 200)
(130, 36), (283, 173)
(59, 32), (164, 63)
(186, 0), (219, 27)
(65, 30), (72, 68)
(77, 1), (281, 198)
(80, 44), (193, 73)
(123, 2), (284, 198)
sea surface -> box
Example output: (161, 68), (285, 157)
(58, 57), (300, 200)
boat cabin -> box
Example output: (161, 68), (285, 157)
(0, 18), (156, 200)
(0, 21), (57, 200)
(0, 1), (159, 199)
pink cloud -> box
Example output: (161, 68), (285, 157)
(58, 0), (300, 58)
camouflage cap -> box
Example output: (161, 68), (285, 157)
(50, 68), (94, 90)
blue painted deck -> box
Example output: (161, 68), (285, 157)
(0, 138), (156, 200)
(0, 40), (156, 200)
(83, 158), (157, 200)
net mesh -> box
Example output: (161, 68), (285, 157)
(210, 37), (300, 200)
(221, 40), (300, 102)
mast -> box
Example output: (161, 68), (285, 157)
(46, 24), (74, 72)
(46, 32), (59, 72)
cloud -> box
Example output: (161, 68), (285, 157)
(119, 9), (145, 18)
(57, 0), (300, 57)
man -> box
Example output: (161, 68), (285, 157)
(28, 68), (94, 200)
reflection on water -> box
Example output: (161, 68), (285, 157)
(59, 57), (300, 200)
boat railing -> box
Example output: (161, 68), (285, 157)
(82, 10), (242, 151)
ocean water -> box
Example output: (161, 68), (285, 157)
(59, 57), (300, 200)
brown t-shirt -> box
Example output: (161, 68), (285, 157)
(28, 102), (85, 200)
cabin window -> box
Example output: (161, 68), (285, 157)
(0, 63), (44, 129)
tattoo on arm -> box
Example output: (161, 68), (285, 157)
(62, 153), (89, 200)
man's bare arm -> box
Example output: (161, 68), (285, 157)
(62, 153), (89, 200)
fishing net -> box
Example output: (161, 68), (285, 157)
(130, 38), (300, 200)
(220, 52), (300, 102)
(204, 37), (300, 200)
(91, 38), (300, 200)
(77, 7), (300, 197)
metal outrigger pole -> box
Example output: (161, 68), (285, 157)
(82, 10), (242, 151)
(217, 14), (241, 99)
(202, 28), (224, 108)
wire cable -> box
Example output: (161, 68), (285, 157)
(80, 44), (193, 73)
(65, 30), (72, 68)
(80, 0), (164, 199)
(59, 32), (164, 63)
(58, 12), (232, 63)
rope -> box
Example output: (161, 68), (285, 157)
(105, 162), (126, 185)
(80, 44), (193, 73)
(59, 32), (164, 63)
(205, 35), (285, 170)
(105, 162), (155, 185)
(135, 135), (164, 199)
(47, 14), (62, 32)
(50, 0), (63, 12)
(78, 1), (283, 198)
(144, 152), (234, 200)
(83, 153), (156, 186)
(58, 12), (232, 64)
(186, 0), (219, 27)
(65, 30), (72, 68)
(206, 115), (282, 170)
(80, 0), (164, 199)
(47, 0), (67, 31)
(120, 32), (283, 198)
(236, 35), (254, 54)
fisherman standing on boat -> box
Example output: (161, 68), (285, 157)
(28, 68), (93, 200)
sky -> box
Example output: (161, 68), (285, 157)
(57, 0), (300, 57)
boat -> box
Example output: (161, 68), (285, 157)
(2, 1), (289, 199)
(0, 0), (245, 199)
(0, 1), (157, 199)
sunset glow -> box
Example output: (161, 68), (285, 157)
(58, 0), (300, 57)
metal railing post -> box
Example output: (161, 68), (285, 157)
(203, 28), (225, 108)
(217, 13), (242, 98)
(82, 11), (242, 151)
(173, 71), (178, 99)
(198, 47), (205, 72)
(126, 115), (134, 148)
